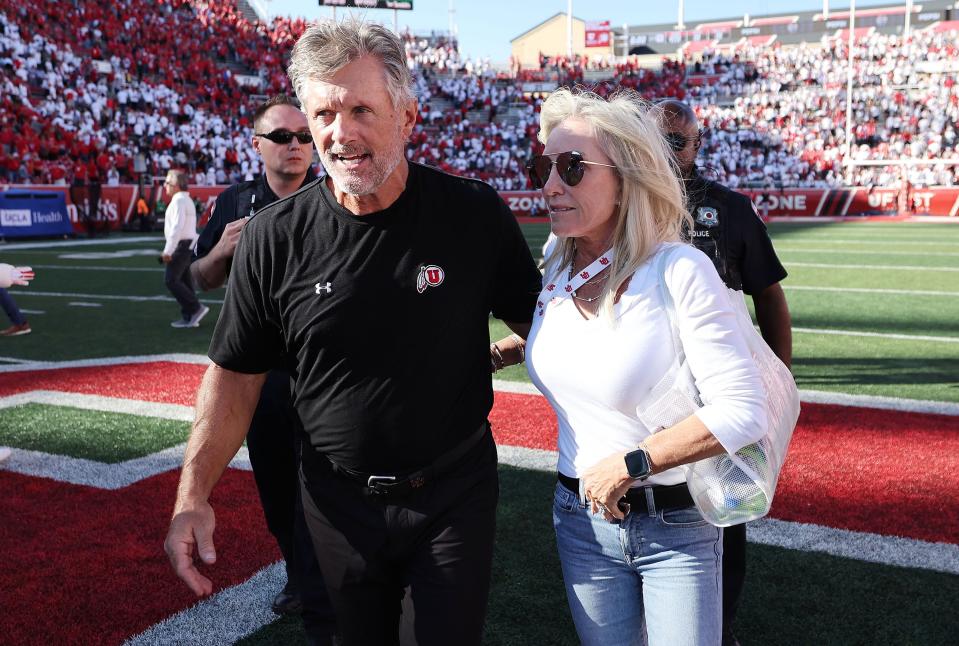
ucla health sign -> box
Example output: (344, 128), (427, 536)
(0, 191), (74, 238)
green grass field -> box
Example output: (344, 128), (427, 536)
(2, 221), (958, 644)
(4, 222), (957, 404)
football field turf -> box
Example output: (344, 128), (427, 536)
(1, 220), (958, 644)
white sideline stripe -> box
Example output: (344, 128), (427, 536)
(775, 247), (959, 258)
(785, 285), (959, 297)
(0, 352), (211, 373)
(0, 390), (195, 421)
(122, 562), (285, 646)
(31, 264), (164, 272)
(68, 302), (103, 308)
(1, 388), (956, 581)
(785, 261), (959, 272)
(0, 355), (39, 364)
(749, 518), (959, 575)
(492, 379), (959, 415)
(3, 444), (251, 489)
(13, 383), (955, 421)
(793, 326), (959, 343)
(0, 236), (161, 250)
(777, 239), (955, 247)
(12, 290), (225, 305)
(498, 445), (959, 575)
(497, 444), (558, 472)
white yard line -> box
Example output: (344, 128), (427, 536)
(775, 247), (959, 258)
(0, 390), (194, 421)
(3, 444), (250, 489)
(0, 352), (211, 373)
(745, 518), (959, 575)
(785, 261), (959, 272)
(775, 239), (955, 246)
(784, 285), (959, 297)
(31, 264), (164, 272)
(0, 236), (161, 250)
(792, 326), (959, 343)
(11, 290), (224, 305)
(121, 562), (285, 646)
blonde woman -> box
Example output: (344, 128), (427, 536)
(524, 89), (767, 646)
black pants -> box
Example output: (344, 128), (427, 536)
(299, 431), (499, 646)
(164, 240), (199, 320)
(247, 370), (336, 643)
(722, 523), (747, 638)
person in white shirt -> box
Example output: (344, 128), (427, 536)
(522, 89), (766, 646)
(161, 169), (208, 329)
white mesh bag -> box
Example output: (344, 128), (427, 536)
(636, 246), (800, 527)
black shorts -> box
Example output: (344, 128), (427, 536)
(299, 431), (499, 646)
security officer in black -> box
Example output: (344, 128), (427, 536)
(191, 94), (335, 645)
(658, 99), (792, 646)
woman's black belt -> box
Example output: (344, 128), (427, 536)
(328, 421), (489, 496)
(557, 473), (694, 513)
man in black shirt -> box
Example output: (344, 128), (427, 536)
(191, 95), (334, 641)
(659, 99), (792, 646)
(165, 21), (541, 645)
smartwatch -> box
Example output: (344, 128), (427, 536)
(624, 445), (652, 480)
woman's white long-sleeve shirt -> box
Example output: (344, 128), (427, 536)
(526, 243), (767, 486)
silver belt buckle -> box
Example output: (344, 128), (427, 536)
(367, 475), (397, 493)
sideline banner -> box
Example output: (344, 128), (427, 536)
(501, 188), (959, 218)
(0, 190), (74, 238)
(2, 185), (958, 228)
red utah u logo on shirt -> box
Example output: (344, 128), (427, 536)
(416, 264), (446, 293)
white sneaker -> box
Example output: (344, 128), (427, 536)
(170, 318), (193, 328)
(188, 305), (210, 327)
(0, 447), (11, 463)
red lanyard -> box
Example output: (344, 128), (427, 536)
(535, 249), (615, 317)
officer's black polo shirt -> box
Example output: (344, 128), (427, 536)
(208, 161), (541, 473)
(685, 171), (787, 295)
(195, 170), (318, 263)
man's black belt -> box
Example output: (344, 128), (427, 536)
(329, 421), (489, 496)
(557, 473), (694, 513)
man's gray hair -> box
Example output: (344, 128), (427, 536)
(167, 169), (189, 190)
(287, 19), (414, 108)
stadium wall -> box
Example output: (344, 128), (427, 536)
(2, 185), (958, 233)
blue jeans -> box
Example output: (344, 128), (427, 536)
(553, 481), (723, 646)
(0, 288), (26, 325)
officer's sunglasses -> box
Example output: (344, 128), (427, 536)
(526, 150), (617, 190)
(255, 129), (314, 145)
(665, 128), (709, 152)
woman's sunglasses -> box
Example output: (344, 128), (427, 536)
(526, 150), (617, 189)
(255, 129), (314, 145)
(664, 128), (709, 152)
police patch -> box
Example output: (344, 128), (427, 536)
(695, 206), (719, 228)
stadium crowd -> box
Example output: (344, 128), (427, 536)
(0, 0), (956, 189)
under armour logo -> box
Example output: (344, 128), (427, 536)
(315, 282), (332, 295)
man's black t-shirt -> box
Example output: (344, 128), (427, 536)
(686, 172), (787, 295)
(208, 162), (541, 473)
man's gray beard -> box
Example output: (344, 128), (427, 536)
(323, 143), (405, 197)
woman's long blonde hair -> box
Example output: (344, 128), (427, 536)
(540, 88), (691, 319)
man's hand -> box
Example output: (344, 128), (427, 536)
(212, 217), (249, 260)
(581, 452), (634, 521)
(0, 264), (34, 287)
(161, 254), (172, 264)
(9, 266), (34, 286)
(165, 500), (217, 597)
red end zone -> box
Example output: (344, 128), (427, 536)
(1, 359), (957, 645)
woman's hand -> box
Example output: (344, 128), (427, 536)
(581, 452), (635, 521)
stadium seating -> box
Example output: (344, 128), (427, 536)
(0, 0), (955, 189)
